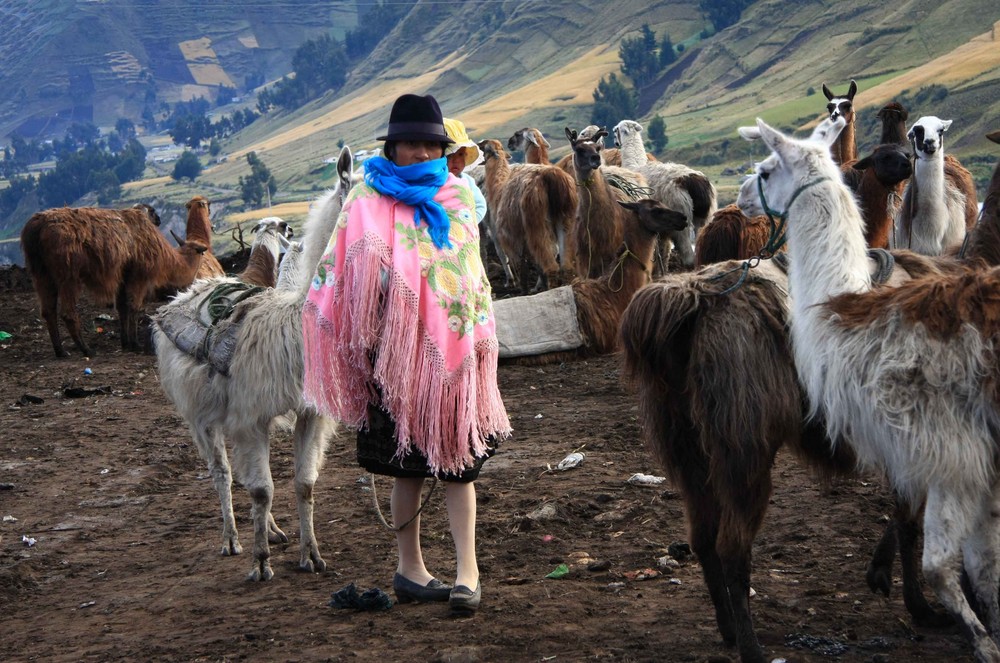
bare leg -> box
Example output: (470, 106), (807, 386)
(393, 477), (434, 585)
(446, 481), (479, 590)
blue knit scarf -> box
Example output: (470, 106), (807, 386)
(364, 156), (452, 249)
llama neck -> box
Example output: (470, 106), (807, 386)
(904, 153), (951, 254)
(965, 163), (1000, 266)
(785, 181), (871, 312)
(602, 231), (655, 299)
(832, 119), (857, 164)
(296, 189), (343, 298)
(484, 156), (511, 206)
(526, 143), (549, 164)
(856, 171), (896, 249)
(619, 137), (647, 170)
(165, 248), (204, 287)
(240, 235), (281, 287)
(186, 210), (213, 245)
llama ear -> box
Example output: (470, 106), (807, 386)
(853, 155), (873, 171)
(987, 130), (1000, 145)
(337, 146), (353, 185)
(540, 134), (551, 148)
(617, 200), (639, 212)
(847, 80), (858, 100)
(941, 120), (953, 132)
(754, 119), (787, 153)
(565, 127), (577, 144)
(822, 83), (834, 101)
(170, 229), (184, 245)
(738, 126), (762, 141)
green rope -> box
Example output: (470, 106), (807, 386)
(203, 282), (266, 324)
(706, 176), (828, 296)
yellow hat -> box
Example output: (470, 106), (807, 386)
(443, 117), (481, 165)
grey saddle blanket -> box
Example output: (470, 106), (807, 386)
(154, 282), (265, 376)
(493, 285), (584, 358)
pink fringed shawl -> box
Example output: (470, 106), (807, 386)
(301, 175), (511, 475)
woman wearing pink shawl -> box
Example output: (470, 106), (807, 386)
(301, 94), (510, 615)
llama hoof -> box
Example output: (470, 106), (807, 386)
(267, 526), (288, 545)
(299, 555), (326, 574)
(221, 539), (242, 556)
(865, 563), (892, 597)
(247, 560), (274, 582)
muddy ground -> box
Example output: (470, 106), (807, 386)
(0, 267), (975, 662)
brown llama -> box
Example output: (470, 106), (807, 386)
(477, 138), (578, 293)
(184, 196), (225, 279)
(495, 198), (686, 364)
(876, 101), (909, 145)
(507, 127), (551, 164)
(822, 79), (858, 165)
(20, 204), (208, 357)
(566, 127), (650, 279)
(694, 204), (773, 266)
(237, 218), (293, 288)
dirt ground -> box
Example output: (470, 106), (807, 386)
(0, 267), (976, 663)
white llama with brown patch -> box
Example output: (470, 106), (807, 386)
(747, 117), (1000, 663)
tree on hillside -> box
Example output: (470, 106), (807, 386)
(700, 0), (755, 32)
(238, 152), (277, 208)
(659, 34), (677, 67)
(619, 24), (660, 87)
(647, 115), (668, 153)
(591, 74), (637, 130)
(172, 151), (203, 181)
(257, 34), (348, 112)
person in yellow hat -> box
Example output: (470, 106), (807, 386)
(443, 117), (487, 224)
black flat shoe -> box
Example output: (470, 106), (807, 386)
(449, 582), (481, 615)
(393, 573), (452, 603)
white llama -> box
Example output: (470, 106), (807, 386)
(896, 116), (979, 255)
(744, 117), (1000, 663)
(152, 148), (353, 581)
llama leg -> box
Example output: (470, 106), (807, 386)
(895, 503), (954, 627)
(35, 278), (68, 357)
(191, 424), (242, 556)
(234, 428), (276, 581)
(686, 491), (738, 647)
(292, 411), (331, 573)
(866, 516), (897, 598)
(718, 490), (770, 663)
(962, 490), (1000, 643)
(58, 283), (93, 357)
(922, 486), (1000, 661)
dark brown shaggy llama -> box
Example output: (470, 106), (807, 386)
(694, 204), (773, 266)
(20, 204), (208, 357)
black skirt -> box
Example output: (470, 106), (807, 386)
(356, 402), (496, 483)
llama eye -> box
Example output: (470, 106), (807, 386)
(760, 171), (770, 181)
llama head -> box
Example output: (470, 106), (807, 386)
(736, 172), (765, 216)
(852, 144), (912, 187)
(477, 139), (510, 164)
(908, 116), (952, 159)
(613, 120), (643, 148)
(567, 127), (606, 175)
(578, 125), (606, 147)
(739, 117), (845, 216)
(507, 128), (549, 153)
(252, 217), (293, 241)
(618, 199), (687, 234)
(132, 202), (161, 226)
(822, 80), (858, 121)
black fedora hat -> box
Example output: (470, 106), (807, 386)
(376, 94), (454, 143)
